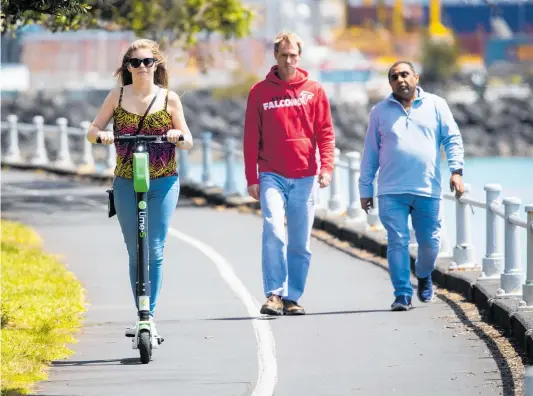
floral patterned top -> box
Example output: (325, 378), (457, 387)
(113, 87), (177, 179)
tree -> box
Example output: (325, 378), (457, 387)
(1, 0), (94, 33)
(419, 34), (460, 93)
(1, 0), (254, 51)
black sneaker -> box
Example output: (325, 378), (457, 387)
(417, 276), (435, 303)
(391, 295), (412, 311)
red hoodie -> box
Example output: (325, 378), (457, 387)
(243, 66), (335, 186)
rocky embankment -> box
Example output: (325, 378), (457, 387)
(2, 89), (533, 158)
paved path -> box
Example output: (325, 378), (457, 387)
(1, 169), (507, 396)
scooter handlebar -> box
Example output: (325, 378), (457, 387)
(95, 134), (184, 144)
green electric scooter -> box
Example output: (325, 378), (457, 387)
(97, 133), (183, 364)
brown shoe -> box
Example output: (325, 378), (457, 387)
(283, 300), (305, 315)
(260, 295), (284, 316)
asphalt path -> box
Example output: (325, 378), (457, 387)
(1, 169), (506, 396)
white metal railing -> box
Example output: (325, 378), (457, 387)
(2, 113), (532, 307)
(443, 182), (533, 306)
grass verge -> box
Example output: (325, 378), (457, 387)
(1, 219), (86, 395)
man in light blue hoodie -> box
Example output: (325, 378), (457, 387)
(359, 61), (465, 311)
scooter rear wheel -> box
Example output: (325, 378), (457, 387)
(138, 329), (152, 364)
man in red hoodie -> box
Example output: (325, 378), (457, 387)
(243, 32), (335, 316)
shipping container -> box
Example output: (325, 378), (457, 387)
(347, 3), (533, 34)
(423, 4), (533, 34)
(484, 36), (533, 67)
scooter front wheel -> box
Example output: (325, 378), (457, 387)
(138, 329), (152, 364)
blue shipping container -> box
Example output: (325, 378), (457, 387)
(421, 4), (533, 34)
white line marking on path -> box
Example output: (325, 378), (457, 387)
(2, 183), (278, 396)
(167, 228), (278, 396)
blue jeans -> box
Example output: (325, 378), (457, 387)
(113, 175), (179, 316)
(378, 194), (441, 298)
(259, 172), (317, 302)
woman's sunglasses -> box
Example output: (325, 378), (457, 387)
(127, 58), (156, 68)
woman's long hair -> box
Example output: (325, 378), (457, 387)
(114, 39), (169, 88)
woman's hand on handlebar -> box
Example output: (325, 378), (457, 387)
(166, 129), (184, 144)
(96, 130), (115, 145)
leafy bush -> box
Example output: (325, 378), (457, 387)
(420, 34), (460, 87)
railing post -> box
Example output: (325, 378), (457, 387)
(449, 184), (476, 270)
(478, 184), (504, 280)
(201, 131), (213, 186)
(78, 121), (96, 173)
(104, 123), (116, 174)
(314, 188), (326, 210)
(520, 205), (533, 307)
(54, 117), (74, 169)
(345, 151), (366, 223)
(4, 114), (21, 163)
(224, 136), (239, 196)
(367, 173), (381, 228)
(178, 147), (189, 182)
(31, 115), (49, 166)
(436, 201), (453, 258)
(328, 148), (342, 213)
(438, 222), (453, 258)
(497, 197), (525, 296)
(314, 179), (328, 210)
(106, 145), (116, 174)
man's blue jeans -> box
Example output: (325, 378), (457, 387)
(378, 193), (441, 298)
(259, 172), (317, 302)
(113, 175), (180, 316)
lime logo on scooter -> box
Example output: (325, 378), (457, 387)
(138, 201), (147, 237)
(139, 296), (150, 312)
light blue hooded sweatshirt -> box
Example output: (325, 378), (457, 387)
(358, 87), (464, 199)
